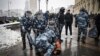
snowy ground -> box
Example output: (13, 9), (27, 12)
(0, 27), (21, 49)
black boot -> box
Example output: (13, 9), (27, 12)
(29, 42), (33, 50)
(82, 37), (86, 44)
(22, 42), (26, 50)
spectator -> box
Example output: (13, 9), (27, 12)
(65, 10), (73, 38)
(95, 13), (100, 46)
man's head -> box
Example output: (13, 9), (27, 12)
(80, 8), (88, 14)
(67, 10), (70, 13)
(25, 11), (32, 18)
(80, 8), (85, 12)
(46, 11), (49, 14)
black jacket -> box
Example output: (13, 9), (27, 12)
(95, 14), (100, 28)
(65, 13), (73, 24)
(58, 13), (65, 24)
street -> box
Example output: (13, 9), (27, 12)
(0, 0), (100, 56)
(0, 25), (100, 56)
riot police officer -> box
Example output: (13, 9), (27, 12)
(20, 11), (33, 50)
(33, 10), (47, 37)
(75, 8), (89, 44)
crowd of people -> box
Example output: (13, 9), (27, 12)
(20, 7), (100, 56)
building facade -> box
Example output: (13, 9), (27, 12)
(30, 0), (37, 14)
(67, 5), (74, 14)
(74, 0), (100, 14)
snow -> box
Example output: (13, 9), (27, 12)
(0, 27), (21, 49)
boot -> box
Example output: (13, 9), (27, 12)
(22, 42), (26, 50)
(82, 37), (86, 44)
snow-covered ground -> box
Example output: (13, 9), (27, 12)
(0, 27), (21, 49)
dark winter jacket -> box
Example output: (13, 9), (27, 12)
(65, 13), (73, 24)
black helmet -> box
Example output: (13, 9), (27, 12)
(60, 7), (65, 13)
(60, 7), (65, 11)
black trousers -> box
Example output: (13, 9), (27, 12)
(65, 22), (72, 35)
(59, 23), (64, 39)
(21, 29), (32, 50)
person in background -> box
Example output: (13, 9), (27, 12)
(65, 10), (73, 38)
(57, 7), (65, 41)
(44, 11), (49, 23)
(20, 11), (33, 50)
(95, 13), (100, 46)
(75, 8), (89, 44)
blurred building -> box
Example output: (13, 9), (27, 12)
(25, 0), (30, 11)
(74, 0), (100, 14)
(67, 5), (74, 14)
(0, 9), (24, 17)
(30, 0), (37, 14)
(0, 10), (3, 17)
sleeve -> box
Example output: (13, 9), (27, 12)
(20, 17), (25, 26)
(75, 15), (78, 27)
(71, 14), (73, 24)
(86, 14), (90, 27)
(20, 17), (26, 32)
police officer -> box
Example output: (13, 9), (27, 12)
(33, 28), (56, 56)
(20, 11), (33, 50)
(75, 8), (89, 44)
(33, 10), (47, 37)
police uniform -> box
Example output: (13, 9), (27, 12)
(33, 29), (57, 56)
(20, 16), (33, 50)
(76, 11), (89, 43)
(33, 16), (47, 37)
